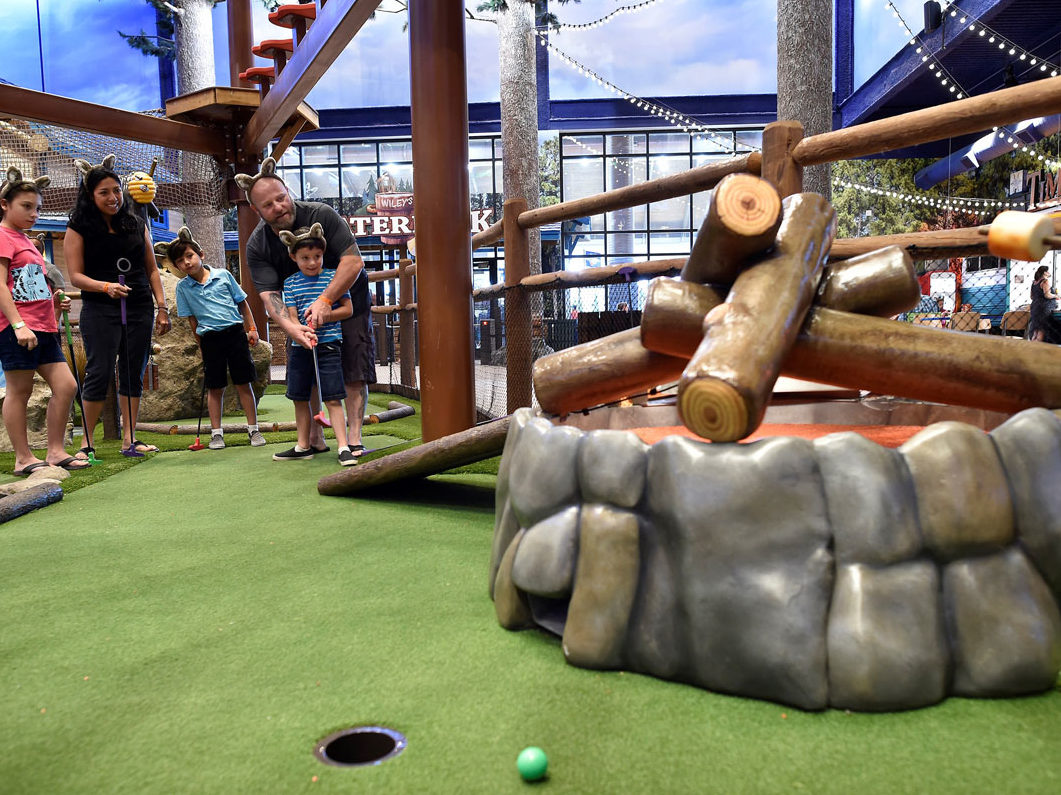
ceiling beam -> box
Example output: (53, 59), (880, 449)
(0, 84), (228, 158)
(241, 0), (382, 155)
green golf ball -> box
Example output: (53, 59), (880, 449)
(517, 746), (548, 781)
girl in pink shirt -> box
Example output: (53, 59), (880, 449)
(0, 167), (87, 474)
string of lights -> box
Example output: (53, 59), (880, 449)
(941, 1), (1060, 76)
(884, 2), (1061, 171)
(550, 0), (663, 32)
(833, 178), (1019, 214)
(884, 1), (968, 99)
(536, 31), (747, 152)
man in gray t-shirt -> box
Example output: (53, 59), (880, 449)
(242, 169), (375, 454)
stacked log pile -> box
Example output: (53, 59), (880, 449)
(533, 175), (1061, 438)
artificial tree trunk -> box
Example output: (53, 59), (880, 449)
(498, 1), (543, 310)
(777, 0), (833, 199)
(174, 0), (226, 271)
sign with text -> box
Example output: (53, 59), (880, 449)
(347, 209), (495, 242)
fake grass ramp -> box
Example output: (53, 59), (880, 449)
(1, 444), (1060, 793)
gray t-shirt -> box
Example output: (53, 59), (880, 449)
(245, 200), (369, 315)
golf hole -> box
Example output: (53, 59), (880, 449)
(314, 726), (407, 767)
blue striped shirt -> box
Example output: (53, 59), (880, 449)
(282, 269), (350, 343)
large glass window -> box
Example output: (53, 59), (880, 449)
(560, 127), (763, 269)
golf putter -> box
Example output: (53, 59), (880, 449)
(58, 291), (99, 465)
(188, 378), (207, 450)
(116, 259), (144, 458)
(307, 319), (331, 428)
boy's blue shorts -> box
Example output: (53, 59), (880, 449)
(286, 342), (345, 403)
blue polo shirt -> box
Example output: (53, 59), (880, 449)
(175, 266), (247, 335)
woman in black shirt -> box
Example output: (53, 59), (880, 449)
(66, 158), (170, 458)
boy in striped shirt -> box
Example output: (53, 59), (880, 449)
(276, 224), (356, 466)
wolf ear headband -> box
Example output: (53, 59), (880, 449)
(0, 166), (50, 199)
(278, 222), (326, 252)
(234, 157), (282, 197)
(153, 226), (201, 263)
(72, 154), (117, 177)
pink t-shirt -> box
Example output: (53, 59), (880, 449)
(0, 226), (57, 333)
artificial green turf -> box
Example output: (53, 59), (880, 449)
(1, 430), (1060, 792)
(2, 394), (1061, 789)
(0, 393), (428, 495)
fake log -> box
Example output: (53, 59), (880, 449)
(812, 246), (920, 319)
(318, 416), (510, 496)
(650, 297), (1061, 415)
(677, 193), (837, 441)
(135, 421), (299, 434)
(0, 482), (63, 524)
(367, 401), (416, 424)
(642, 247), (918, 357)
(533, 327), (688, 415)
(681, 173), (782, 283)
(535, 245), (919, 416)
(783, 308), (1061, 414)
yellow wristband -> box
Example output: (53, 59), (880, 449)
(102, 282), (112, 294)
(247, 325), (257, 332)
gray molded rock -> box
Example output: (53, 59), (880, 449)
(643, 435), (833, 710)
(495, 408), (532, 525)
(488, 500), (520, 600)
(815, 432), (921, 565)
(494, 529), (534, 630)
(507, 418), (583, 528)
(562, 504), (640, 669)
(578, 430), (648, 509)
(512, 506), (580, 599)
(901, 422), (1013, 560)
(827, 561), (947, 711)
(944, 547), (1061, 696)
(990, 408), (1061, 599)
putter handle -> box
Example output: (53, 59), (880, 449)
(57, 291), (73, 346)
(118, 275), (127, 325)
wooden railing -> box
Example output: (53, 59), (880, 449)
(364, 77), (1061, 413)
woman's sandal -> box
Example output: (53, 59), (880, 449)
(75, 446), (98, 462)
(131, 440), (160, 453)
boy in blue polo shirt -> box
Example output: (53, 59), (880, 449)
(170, 227), (266, 449)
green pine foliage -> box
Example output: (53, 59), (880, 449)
(832, 132), (1060, 240)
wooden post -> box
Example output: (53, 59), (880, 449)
(503, 198), (532, 412)
(409, 4), (475, 440)
(398, 258), (417, 389)
(235, 201), (268, 339)
(227, 0), (255, 88)
(761, 120), (804, 198)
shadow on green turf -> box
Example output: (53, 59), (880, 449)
(336, 475), (497, 511)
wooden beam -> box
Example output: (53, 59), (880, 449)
(269, 118), (308, 162)
(793, 75), (1061, 166)
(518, 153), (762, 230)
(242, 0), (382, 154)
(0, 84), (228, 157)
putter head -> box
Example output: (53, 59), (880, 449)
(121, 445), (145, 458)
(188, 438), (206, 451)
(314, 411), (332, 428)
(86, 450), (100, 465)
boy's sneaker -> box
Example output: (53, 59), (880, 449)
(273, 446), (314, 461)
(338, 449), (358, 467)
(248, 430), (267, 447)
(208, 433), (225, 450)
